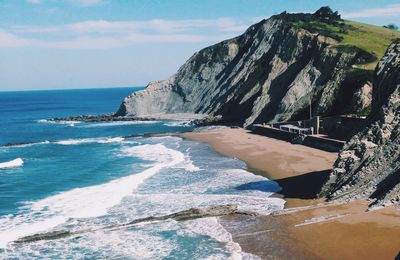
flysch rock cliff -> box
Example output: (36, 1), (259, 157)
(321, 41), (400, 207)
(116, 9), (373, 126)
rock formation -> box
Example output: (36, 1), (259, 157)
(321, 41), (400, 207)
(116, 9), (374, 126)
(13, 205), (255, 244)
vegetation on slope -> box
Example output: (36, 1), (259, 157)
(285, 7), (400, 70)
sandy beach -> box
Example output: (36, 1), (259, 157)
(182, 128), (400, 260)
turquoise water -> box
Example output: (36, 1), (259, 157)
(0, 88), (284, 259)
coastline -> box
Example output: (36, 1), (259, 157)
(181, 128), (400, 259)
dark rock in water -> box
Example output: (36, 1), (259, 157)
(321, 41), (400, 207)
(14, 230), (73, 243)
(115, 8), (373, 127)
(3, 142), (33, 147)
(13, 205), (256, 244)
(48, 113), (158, 123)
(191, 115), (224, 126)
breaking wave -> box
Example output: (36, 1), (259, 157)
(55, 137), (125, 145)
(0, 158), (24, 169)
(0, 143), (186, 247)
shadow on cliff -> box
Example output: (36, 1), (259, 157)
(236, 169), (330, 199)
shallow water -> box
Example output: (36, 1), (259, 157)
(0, 87), (284, 259)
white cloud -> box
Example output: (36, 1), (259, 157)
(26, 0), (43, 3)
(0, 30), (34, 47)
(342, 4), (400, 19)
(68, 0), (105, 7)
(13, 18), (248, 34)
(36, 34), (227, 49)
(26, 0), (105, 6)
(1, 18), (250, 49)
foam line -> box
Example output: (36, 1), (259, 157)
(0, 144), (185, 248)
(0, 158), (24, 169)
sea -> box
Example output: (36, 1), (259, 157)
(0, 87), (284, 259)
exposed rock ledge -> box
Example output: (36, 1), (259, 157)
(321, 41), (400, 207)
(47, 113), (206, 123)
(116, 9), (373, 127)
(13, 205), (256, 244)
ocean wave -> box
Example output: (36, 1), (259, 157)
(3, 137), (124, 148)
(0, 137), (283, 258)
(0, 158), (24, 169)
(163, 120), (192, 127)
(120, 143), (185, 165)
(126, 193), (284, 218)
(0, 143), (186, 247)
(81, 121), (160, 128)
(55, 137), (125, 145)
(2, 141), (50, 148)
(118, 192), (283, 258)
(180, 217), (245, 259)
(37, 119), (80, 126)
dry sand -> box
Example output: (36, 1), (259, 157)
(182, 128), (400, 260)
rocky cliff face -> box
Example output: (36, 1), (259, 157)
(116, 12), (372, 126)
(321, 41), (400, 206)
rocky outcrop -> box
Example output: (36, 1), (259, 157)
(14, 205), (255, 244)
(116, 10), (372, 126)
(48, 113), (155, 122)
(350, 81), (373, 114)
(47, 113), (205, 123)
(191, 115), (224, 126)
(321, 41), (400, 207)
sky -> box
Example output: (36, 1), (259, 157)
(1, 0), (399, 91)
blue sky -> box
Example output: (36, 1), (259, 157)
(1, 0), (399, 91)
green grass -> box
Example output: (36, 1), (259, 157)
(291, 19), (400, 70)
(340, 21), (400, 69)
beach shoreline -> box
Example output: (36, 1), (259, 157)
(181, 127), (400, 260)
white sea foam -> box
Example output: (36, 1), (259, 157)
(164, 120), (192, 127)
(37, 119), (81, 126)
(4, 138), (122, 148)
(0, 137), (284, 259)
(55, 137), (124, 145)
(173, 148), (200, 172)
(125, 193), (284, 218)
(82, 121), (160, 128)
(118, 192), (283, 259)
(81, 229), (176, 259)
(0, 143), (186, 247)
(181, 217), (244, 259)
(4, 141), (50, 148)
(0, 158), (24, 169)
(175, 157), (201, 172)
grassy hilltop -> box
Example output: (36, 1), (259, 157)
(284, 7), (400, 70)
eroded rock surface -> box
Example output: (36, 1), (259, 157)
(117, 11), (372, 126)
(321, 41), (400, 207)
(13, 205), (255, 244)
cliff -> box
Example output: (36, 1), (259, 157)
(321, 41), (400, 207)
(116, 8), (397, 126)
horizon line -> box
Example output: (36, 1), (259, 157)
(0, 85), (145, 93)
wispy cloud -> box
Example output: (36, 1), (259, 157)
(14, 18), (248, 34)
(0, 18), (251, 49)
(68, 0), (105, 7)
(13, 18), (252, 34)
(0, 30), (35, 47)
(26, 0), (43, 4)
(342, 4), (400, 19)
(26, 0), (105, 6)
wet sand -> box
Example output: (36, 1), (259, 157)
(182, 128), (400, 260)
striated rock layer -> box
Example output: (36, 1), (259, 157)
(116, 12), (372, 126)
(321, 41), (400, 207)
